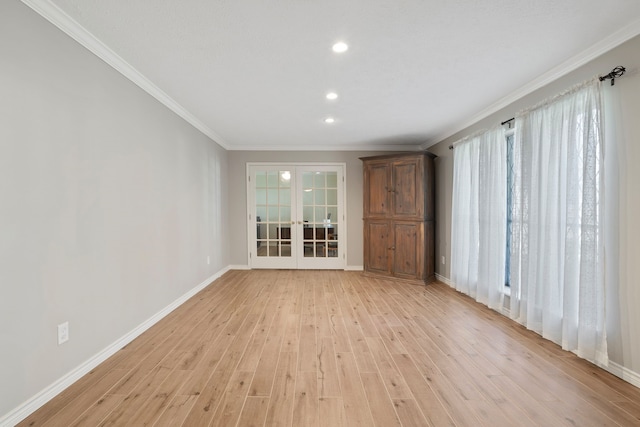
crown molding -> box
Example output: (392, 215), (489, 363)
(422, 17), (640, 150)
(21, 0), (232, 150)
(229, 143), (423, 152)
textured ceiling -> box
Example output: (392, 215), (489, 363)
(29, 0), (640, 150)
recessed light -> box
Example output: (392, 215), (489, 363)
(326, 92), (338, 100)
(324, 117), (335, 124)
(332, 42), (348, 53)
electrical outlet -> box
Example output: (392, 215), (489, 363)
(441, 255), (446, 265)
(207, 256), (210, 265)
(58, 322), (69, 345)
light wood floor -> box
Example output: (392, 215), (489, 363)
(19, 270), (640, 426)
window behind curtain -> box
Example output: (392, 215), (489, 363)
(505, 133), (514, 287)
(509, 79), (607, 364)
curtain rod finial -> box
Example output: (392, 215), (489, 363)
(600, 65), (626, 86)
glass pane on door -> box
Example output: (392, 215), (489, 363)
(255, 169), (292, 258)
(301, 171), (339, 259)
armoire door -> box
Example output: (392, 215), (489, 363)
(391, 157), (424, 218)
(363, 160), (390, 218)
(364, 220), (391, 275)
(392, 221), (424, 279)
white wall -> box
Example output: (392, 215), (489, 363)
(429, 34), (640, 374)
(0, 1), (228, 418)
(226, 151), (389, 268)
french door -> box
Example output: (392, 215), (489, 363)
(247, 164), (345, 269)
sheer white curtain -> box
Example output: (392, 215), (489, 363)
(510, 79), (608, 364)
(450, 127), (507, 311)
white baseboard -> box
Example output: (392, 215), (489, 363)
(435, 273), (453, 287)
(0, 267), (230, 427)
(235, 264), (363, 271)
(603, 361), (640, 389)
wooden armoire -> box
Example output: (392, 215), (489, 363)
(361, 152), (435, 284)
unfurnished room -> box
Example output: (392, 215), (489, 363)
(2, 0), (640, 426)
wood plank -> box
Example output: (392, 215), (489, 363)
(313, 278), (332, 333)
(370, 314), (407, 355)
(488, 375), (571, 426)
(542, 398), (620, 427)
(180, 323), (258, 426)
(317, 336), (341, 397)
(38, 369), (129, 427)
(446, 351), (537, 426)
(335, 352), (375, 427)
(365, 337), (412, 399)
(249, 335), (284, 397)
(283, 313), (301, 352)
(611, 400), (640, 424)
(392, 398), (431, 427)
(360, 372), (402, 427)
(328, 314), (352, 354)
(292, 371), (319, 427)
(236, 332), (270, 372)
(177, 333), (234, 396)
(342, 316), (378, 373)
(122, 368), (187, 426)
(390, 353), (455, 427)
(97, 364), (178, 425)
(236, 396), (270, 427)
(298, 323), (317, 372)
(301, 281), (316, 325)
(264, 351), (297, 427)
(337, 276), (379, 338)
(318, 397), (346, 427)
(178, 365), (232, 426)
(67, 395), (125, 427)
(152, 394), (198, 427)
(210, 370), (253, 427)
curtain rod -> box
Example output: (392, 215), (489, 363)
(449, 65), (626, 151)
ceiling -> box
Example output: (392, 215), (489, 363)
(26, 0), (640, 151)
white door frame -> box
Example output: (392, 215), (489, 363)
(246, 162), (347, 269)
